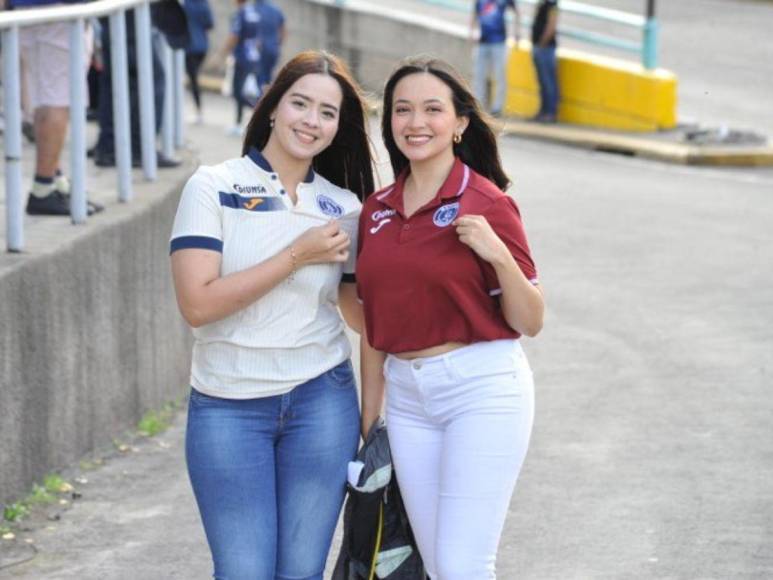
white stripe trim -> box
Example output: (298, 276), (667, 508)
(489, 288), (503, 296)
(530, 278), (540, 286)
(376, 186), (395, 201)
(455, 165), (470, 197)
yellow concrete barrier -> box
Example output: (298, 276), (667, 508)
(505, 43), (678, 132)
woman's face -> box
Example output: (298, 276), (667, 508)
(390, 72), (468, 165)
(270, 73), (343, 161)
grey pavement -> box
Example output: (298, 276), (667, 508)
(3, 1), (773, 577)
(2, 86), (773, 577)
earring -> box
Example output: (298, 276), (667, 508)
(270, 118), (275, 128)
(453, 132), (462, 144)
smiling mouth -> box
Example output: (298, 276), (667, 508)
(405, 135), (432, 145)
(293, 129), (318, 144)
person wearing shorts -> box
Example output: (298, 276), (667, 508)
(9, 0), (103, 215)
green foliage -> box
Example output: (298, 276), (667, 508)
(137, 403), (176, 437)
(25, 484), (55, 505)
(3, 502), (29, 523)
(43, 474), (69, 494)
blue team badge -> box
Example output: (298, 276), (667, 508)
(433, 202), (460, 227)
(317, 194), (344, 218)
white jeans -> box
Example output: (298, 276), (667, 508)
(473, 42), (508, 113)
(385, 339), (534, 580)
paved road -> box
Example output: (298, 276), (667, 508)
(2, 85), (772, 578)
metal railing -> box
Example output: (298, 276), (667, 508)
(1, 0), (185, 252)
(419, 0), (659, 69)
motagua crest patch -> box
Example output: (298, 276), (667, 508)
(433, 202), (460, 227)
(316, 194), (344, 218)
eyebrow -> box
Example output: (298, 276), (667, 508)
(394, 98), (446, 105)
(289, 92), (339, 113)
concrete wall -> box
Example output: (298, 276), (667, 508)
(0, 179), (192, 505)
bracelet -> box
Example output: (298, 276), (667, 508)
(288, 246), (298, 280)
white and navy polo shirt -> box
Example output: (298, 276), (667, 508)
(170, 148), (362, 399)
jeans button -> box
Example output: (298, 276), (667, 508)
(412, 361), (422, 370)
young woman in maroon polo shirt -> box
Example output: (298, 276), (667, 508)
(356, 57), (545, 579)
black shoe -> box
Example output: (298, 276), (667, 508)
(156, 152), (181, 168)
(26, 190), (104, 216)
(94, 150), (180, 169)
(22, 121), (35, 144)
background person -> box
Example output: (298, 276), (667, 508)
(470, 0), (520, 117)
(170, 51), (375, 580)
(7, 0), (103, 215)
(255, 0), (285, 91)
(357, 56), (544, 579)
(531, 0), (559, 122)
(183, 0), (214, 125)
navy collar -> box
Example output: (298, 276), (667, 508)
(247, 147), (315, 184)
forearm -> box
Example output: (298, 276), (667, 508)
(491, 252), (544, 337)
(360, 334), (386, 439)
(175, 247), (294, 327)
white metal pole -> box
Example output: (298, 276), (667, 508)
(161, 37), (175, 159)
(69, 17), (88, 224)
(2, 26), (24, 252)
(134, 1), (157, 180)
(110, 9), (133, 202)
(173, 49), (185, 148)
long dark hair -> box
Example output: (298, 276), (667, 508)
(381, 56), (510, 191)
(242, 51), (374, 199)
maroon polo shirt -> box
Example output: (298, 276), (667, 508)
(356, 158), (538, 354)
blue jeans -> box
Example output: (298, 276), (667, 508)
(532, 45), (559, 117)
(186, 360), (360, 580)
(473, 42), (508, 114)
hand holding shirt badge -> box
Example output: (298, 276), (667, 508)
(453, 213), (510, 264)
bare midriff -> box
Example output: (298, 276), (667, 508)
(393, 342), (467, 360)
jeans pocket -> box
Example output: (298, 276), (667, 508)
(327, 359), (356, 389)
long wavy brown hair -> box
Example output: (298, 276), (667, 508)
(242, 51), (375, 199)
(381, 56), (510, 191)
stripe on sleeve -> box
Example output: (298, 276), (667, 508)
(170, 236), (223, 254)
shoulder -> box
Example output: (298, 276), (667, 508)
(312, 174), (363, 215)
(185, 157), (249, 191)
(461, 168), (508, 209)
(362, 182), (396, 212)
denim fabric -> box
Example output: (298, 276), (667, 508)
(186, 360), (360, 580)
(232, 61), (259, 124)
(532, 45), (559, 117)
(385, 340), (534, 580)
(473, 42), (508, 114)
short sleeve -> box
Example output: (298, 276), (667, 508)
(169, 168), (223, 254)
(340, 209), (360, 282)
(480, 195), (538, 294)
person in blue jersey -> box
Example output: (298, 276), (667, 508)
(170, 51), (375, 580)
(255, 0), (286, 90)
(183, 0), (214, 125)
(217, 0), (262, 135)
(470, 0), (520, 117)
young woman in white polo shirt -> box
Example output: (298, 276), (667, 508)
(170, 51), (374, 580)
(357, 57), (545, 579)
